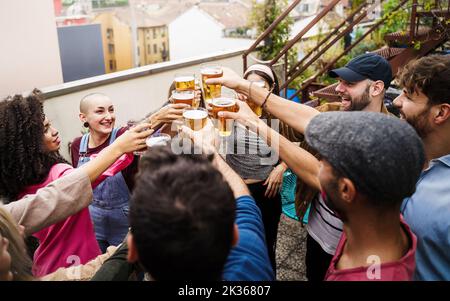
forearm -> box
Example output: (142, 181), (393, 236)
(237, 81), (320, 134)
(79, 144), (124, 184)
(213, 152), (250, 198)
(5, 169), (93, 236)
(256, 120), (321, 191)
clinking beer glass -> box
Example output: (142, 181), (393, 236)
(172, 90), (196, 107)
(201, 64), (223, 105)
(211, 97), (238, 137)
(247, 81), (265, 117)
(183, 107), (208, 131)
(174, 74), (195, 91)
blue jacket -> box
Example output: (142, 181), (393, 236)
(223, 195), (275, 281)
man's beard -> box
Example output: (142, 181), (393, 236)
(403, 105), (433, 139)
(340, 85), (371, 112)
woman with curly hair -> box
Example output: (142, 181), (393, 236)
(0, 89), (152, 277)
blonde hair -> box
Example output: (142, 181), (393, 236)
(0, 207), (34, 281)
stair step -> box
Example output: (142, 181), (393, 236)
(416, 10), (450, 18)
(371, 47), (404, 60)
(384, 27), (432, 42)
(312, 83), (340, 102)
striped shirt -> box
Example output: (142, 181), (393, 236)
(306, 193), (343, 255)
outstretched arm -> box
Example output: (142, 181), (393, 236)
(4, 124), (153, 235)
(218, 100), (321, 191)
(206, 67), (320, 134)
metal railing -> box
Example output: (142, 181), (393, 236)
(243, 0), (448, 103)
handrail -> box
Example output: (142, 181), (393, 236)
(286, 1), (368, 79)
(242, 0), (302, 71)
(289, 0), (410, 101)
(269, 0), (341, 66)
(281, 2), (371, 92)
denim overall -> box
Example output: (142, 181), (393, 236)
(77, 128), (130, 253)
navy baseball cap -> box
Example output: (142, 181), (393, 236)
(329, 53), (392, 89)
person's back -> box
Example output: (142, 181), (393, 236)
(126, 146), (274, 280)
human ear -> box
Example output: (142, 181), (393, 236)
(231, 224), (239, 247)
(127, 234), (139, 263)
(434, 103), (450, 125)
(339, 178), (356, 205)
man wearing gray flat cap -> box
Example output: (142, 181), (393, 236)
(304, 111), (424, 281)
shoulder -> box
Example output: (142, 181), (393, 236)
(49, 163), (74, 180)
(117, 127), (128, 137)
(316, 102), (342, 112)
(71, 136), (83, 151)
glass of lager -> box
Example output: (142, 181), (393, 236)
(247, 81), (266, 117)
(200, 64), (223, 104)
(183, 107), (208, 131)
(172, 90), (195, 107)
(174, 74), (195, 91)
(211, 97), (238, 137)
(146, 133), (172, 148)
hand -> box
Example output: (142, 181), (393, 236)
(218, 99), (261, 132)
(180, 119), (218, 155)
(205, 67), (248, 94)
(0, 235), (13, 281)
(148, 103), (190, 126)
(264, 164), (287, 198)
(113, 123), (154, 154)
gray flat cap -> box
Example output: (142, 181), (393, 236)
(305, 111), (425, 202)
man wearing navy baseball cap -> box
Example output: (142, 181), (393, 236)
(329, 52), (392, 112)
(203, 52), (394, 281)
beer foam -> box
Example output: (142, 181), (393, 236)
(213, 97), (236, 107)
(201, 67), (222, 75)
(146, 136), (170, 147)
(173, 91), (195, 100)
(175, 76), (194, 82)
(183, 110), (208, 119)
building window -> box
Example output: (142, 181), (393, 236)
(148, 44), (151, 54)
(106, 28), (114, 40)
(108, 44), (115, 55)
(109, 60), (116, 71)
(153, 28), (156, 39)
(161, 28), (165, 38)
(137, 47), (140, 56)
(153, 44), (157, 54)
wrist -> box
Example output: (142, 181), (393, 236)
(237, 79), (250, 96)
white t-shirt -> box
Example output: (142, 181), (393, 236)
(306, 193), (343, 255)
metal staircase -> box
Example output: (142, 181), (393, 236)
(243, 0), (450, 104)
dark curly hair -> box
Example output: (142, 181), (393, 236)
(0, 89), (68, 203)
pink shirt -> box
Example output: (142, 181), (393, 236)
(325, 217), (417, 281)
(19, 153), (133, 277)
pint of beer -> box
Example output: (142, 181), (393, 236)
(247, 81), (266, 117)
(172, 90), (195, 107)
(211, 97), (238, 137)
(201, 65), (223, 104)
(183, 108), (208, 131)
(174, 74), (195, 91)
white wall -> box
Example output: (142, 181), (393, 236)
(169, 6), (254, 61)
(42, 49), (247, 160)
(0, 0), (63, 97)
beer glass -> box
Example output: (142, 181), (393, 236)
(183, 107), (208, 131)
(146, 133), (171, 148)
(174, 74), (195, 91)
(200, 64), (223, 104)
(172, 90), (195, 107)
(247, 81), (266, 117)
(211, 97), (238, 137)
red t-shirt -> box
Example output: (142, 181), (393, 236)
(71, 127), (139, 192)
(325, 217), (417, 281)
